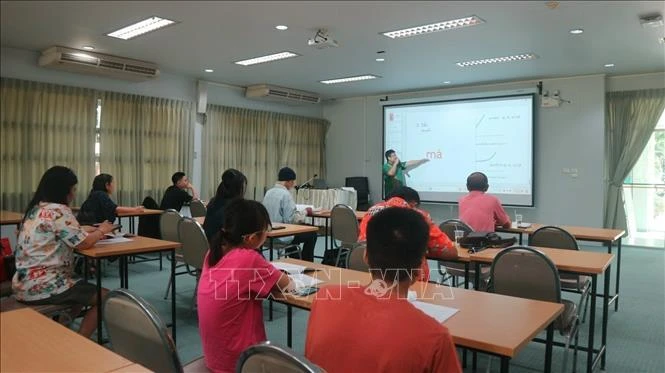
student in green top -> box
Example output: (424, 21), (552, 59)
(383, 149), (430, 196)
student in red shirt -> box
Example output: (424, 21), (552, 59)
(358, 186), (457, 281)
(306, 207), (462, 373)
(458, 172), (511, 232)
(197, 199), (292, 373)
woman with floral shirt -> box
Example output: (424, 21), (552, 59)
(13, 166), (115, 337)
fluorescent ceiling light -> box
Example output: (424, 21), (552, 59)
(443, 81), (452, 84)
(204, 69), (214, 72)
(275, 25), (288, 31)
(382, 16), (484, 39)
(376, 58), (385, 62)
(569, 28), (584, 34)
(107, 16), (177, 40)
(456, 53), (539, 67)
(320, 75), (379, 84)
(604, 63), (615, 68)
(82, 45), (95, 50)
(234, 51), (299, 66)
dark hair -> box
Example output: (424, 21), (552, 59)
(466, 172), (489, 192)
(91, 173), (113, 195)
(23, 166), (78, 222)
(366, 207), (429, 282)
(210, 169), (247, 206)
(386, 186), (420, 205)
(171, 172), (186, 185)
(208, 199), (271, 267)
(385, 149), (396, 161)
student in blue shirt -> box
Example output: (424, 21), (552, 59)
(262, 167), (317, 261)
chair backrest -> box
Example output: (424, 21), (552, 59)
(346, 244), (368, 272)
(103, 289), (183, 373)
(490, 246), (561, 303)
(330, 204), (359, 244)
(345, 177), (369, 203)
(177, 217), (209, 271)
(438, 219), (473, 241)
(138, 196), (161, 239)
(160, 209), (182, 243)
(529, 226), (579, 251)
(189, 200), (207, 218)
(236, 341), (324, 373)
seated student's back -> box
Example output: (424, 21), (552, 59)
(305, 207), (461, 373)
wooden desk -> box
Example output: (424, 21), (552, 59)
(1, 308), (136, 372)
(272, 258), (563, 373)
(469, 247), (614, 373)
(76, 236), (181, 345)
(498, 223), (625, 315)
(108, 364), (153, 372)
(0, 210), (23, 226)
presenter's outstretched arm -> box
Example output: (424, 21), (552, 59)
(405, 158), (430, 171)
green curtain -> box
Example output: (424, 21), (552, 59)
(604, 88), (665, 230)
(203, 106), (329, 200)
(99, 91), (194, 206)
(0, 78), (96, 212)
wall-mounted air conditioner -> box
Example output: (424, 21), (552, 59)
(245, 84), (321, 104)
(38, 46), (159, 82)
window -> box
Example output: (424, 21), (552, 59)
(95, 99), (101, 175)
(623, 109), (665, 248)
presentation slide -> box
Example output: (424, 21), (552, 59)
(383, 94), (534, 206)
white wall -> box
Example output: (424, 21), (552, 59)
(607, 72), (665, 92)
(324, 74), (609, 227)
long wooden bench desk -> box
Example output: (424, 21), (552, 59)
(469, 247), (614, 373)
(498, 224), (625, 312)
(76, 236), (181, 345)
(0, 210), (23, 226)
(271, 258), (563, 373)
(1, 308), (150, 372)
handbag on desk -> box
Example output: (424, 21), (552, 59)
(459, 232), (516, 250)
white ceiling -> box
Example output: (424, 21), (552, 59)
(1, 1), (664, 99)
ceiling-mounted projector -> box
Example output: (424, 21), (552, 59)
(307, 29), (339, 49)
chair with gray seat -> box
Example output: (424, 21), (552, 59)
(103, 288), (207, 373)
(189, 200), (207, 218)
(176, 217), (210, 309)
(437, 219), (489, 288)
(236, 341), (324, 373)
(329, 204), (361, 267)
(490, 246), (580, 373)
(529, 225), (592, 322)
(345, 244), (368, 272)
(161, 210), (186, 300)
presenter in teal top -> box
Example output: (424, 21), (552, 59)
(383, 149), (429, 197)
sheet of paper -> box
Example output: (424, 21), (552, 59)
(289, 273), (323, 289)
(272, 262), (307, 274)
(410, 300), (459, 323)
(96, 237), (133, 245)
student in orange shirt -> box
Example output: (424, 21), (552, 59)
(358, 186), (458, 281)
(305, 207), (462, 373)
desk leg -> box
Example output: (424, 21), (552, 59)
(586, 274), (597, 373)
(614, 238), (621, 311)
(287, 305), (293, 348)
(474, 263), (480, 290)
(500, 357), (510, 373)
(123, 256), (129, 288)
(118, 257), (125, 288)
(544, 323), (554, 373)
(129, 216), (135, 234)
(269, 238), (273, 321)
(171, 249), (177, 345)
(601, 265), (611, 369)
(96, 258), (103, 344)
(464, 263), (469, 289)
(518, 232), (523, 245)
(325, 218), (330, 254)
